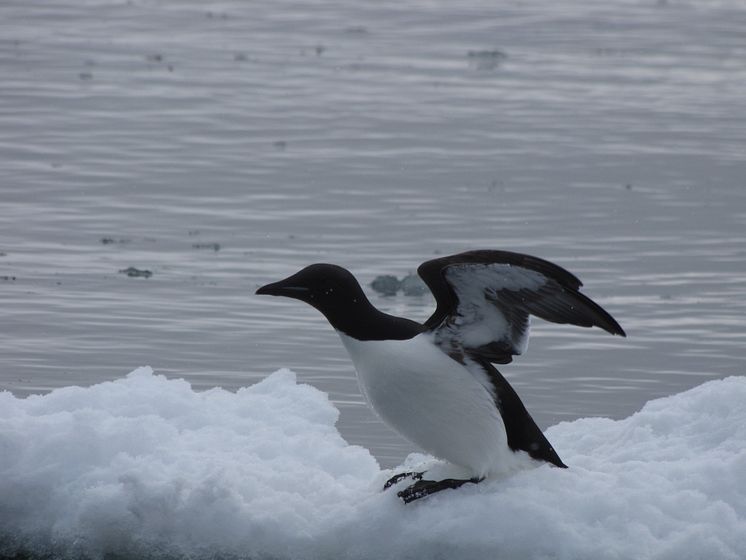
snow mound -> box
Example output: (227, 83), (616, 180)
(1, 369), (745, 559)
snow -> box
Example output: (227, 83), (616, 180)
(1, 368), (745, 560)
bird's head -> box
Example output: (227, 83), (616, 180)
(256, 263), (369, 320)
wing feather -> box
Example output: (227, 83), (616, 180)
(418, 250), (625, 364)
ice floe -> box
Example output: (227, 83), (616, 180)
(1, 368), (744, 559)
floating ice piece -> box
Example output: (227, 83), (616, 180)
(118, 266), (153, 278)
(400, 273), (428, 296)
(370, 274), (400, 296)
(370, 273), (427, 296)
(191, 242), (221, 251)
(467, 49), (508, 70)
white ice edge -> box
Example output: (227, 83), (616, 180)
(1, 368), (745, 560)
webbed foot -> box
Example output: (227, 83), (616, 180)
(383, 471), (424, 490)
(397, 477), (483, 504)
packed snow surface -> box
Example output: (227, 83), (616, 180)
(1, 368), (745, 559)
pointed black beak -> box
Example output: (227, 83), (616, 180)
(256, 279), (310, 298)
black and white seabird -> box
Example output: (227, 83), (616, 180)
(256, 250), (625, 503)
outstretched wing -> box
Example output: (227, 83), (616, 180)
(418, 250), (625, 364)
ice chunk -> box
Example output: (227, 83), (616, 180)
(400, 273), (428, 296)
(370, 274), (400, 296)
(1, 370), (745, 559)
(370, 273), (427, 296)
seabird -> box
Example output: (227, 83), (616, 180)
(256, 250), (625, 503)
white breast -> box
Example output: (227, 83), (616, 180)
(338, 332), (515, 477)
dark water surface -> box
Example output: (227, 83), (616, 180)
(2, 0), (744, 466)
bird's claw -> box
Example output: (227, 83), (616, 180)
(383, 471), (424, 490)
(396, 477), (483, 504)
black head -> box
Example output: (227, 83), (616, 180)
(256, 263), (423, 340)
(256, 263), (369, 324)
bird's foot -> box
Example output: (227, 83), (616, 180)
(383, 471), (424, 490)
(397, 477), (483, 504)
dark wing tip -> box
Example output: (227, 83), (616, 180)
(588, 304), (626, 337)
(574, 290), (626, 337)
(611, 322), (627, 338)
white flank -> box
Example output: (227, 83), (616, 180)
(338, 332), (528, 477)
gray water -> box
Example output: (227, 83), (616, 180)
(1, 0), (744, 466)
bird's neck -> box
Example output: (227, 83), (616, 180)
(320, 298), (422, 341)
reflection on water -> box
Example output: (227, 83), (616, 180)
(1, 0), (745, 465)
